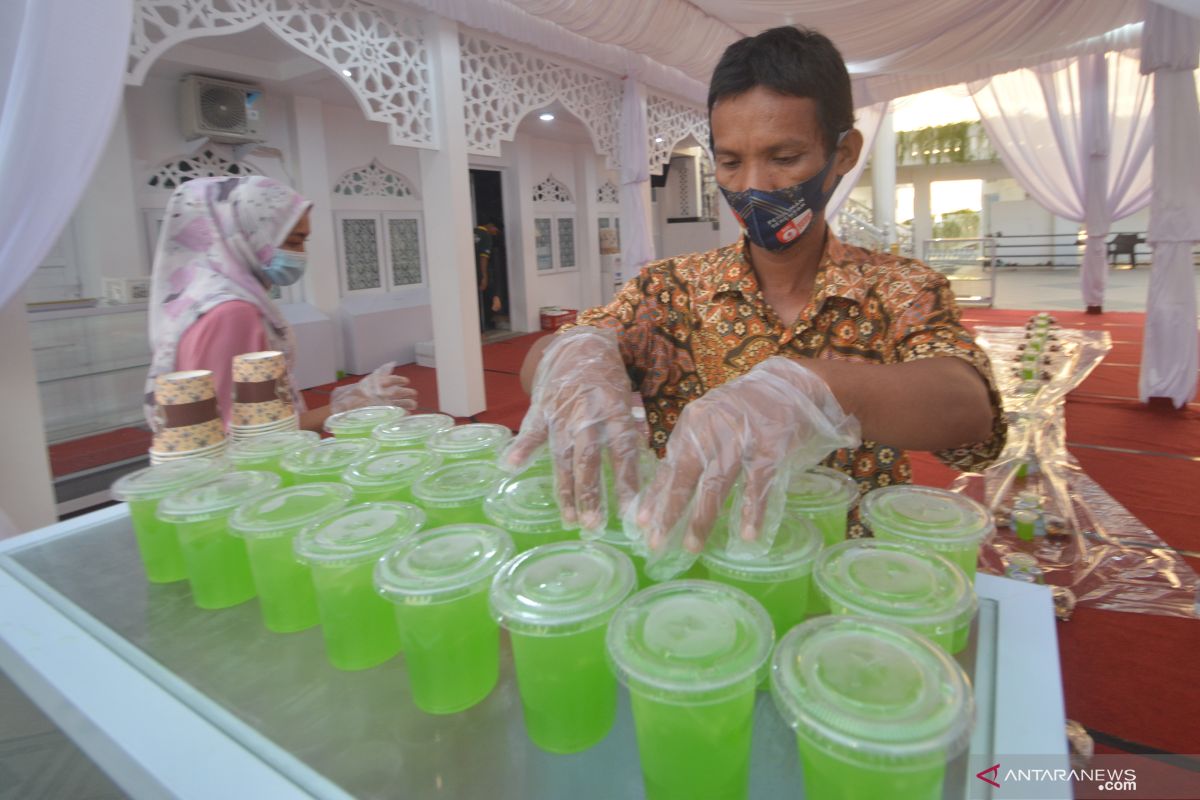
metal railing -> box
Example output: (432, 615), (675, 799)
(924, 237), (997, 307)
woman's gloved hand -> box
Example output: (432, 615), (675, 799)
(330, 361), (418, 413)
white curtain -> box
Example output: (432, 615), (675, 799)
(1138, 2), (1200, 406)
(969, 50), (1153, 308)
(0, 0), (131, 308)
(826, 101), (888, 222)
(618, 78), (656, 279)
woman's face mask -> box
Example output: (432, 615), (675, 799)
(262, 249), (308, 286)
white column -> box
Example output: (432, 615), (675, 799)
(75, 104), (145, 290)
(871, 112), (896, 246)
(419, 14), (486, 416)
(913, 179), (933, 261)
(290, 98), (339, 318)
(618, 79), (655, 277)
(575, 141), (602, 310)
(509, 136), (536, 332)
(0, 296), (56, 536)
(1079, 52), (1111, 311)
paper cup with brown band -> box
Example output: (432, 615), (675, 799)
(232, 351), (285, 383)
(231, 399), (295, 427)
(152, 417), (226, 453)
(155, 370), (217, 407)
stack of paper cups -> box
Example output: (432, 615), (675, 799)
(150, 370), (227, 464)
(229, 351), (298, 441)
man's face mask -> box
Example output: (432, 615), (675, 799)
(262, 249), (307, 286)
(719, 133), (846, 252)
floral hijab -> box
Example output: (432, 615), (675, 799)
(144, 176), (311, 429)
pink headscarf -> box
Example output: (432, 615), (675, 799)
(144, 176), (311, 429)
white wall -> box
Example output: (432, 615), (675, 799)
(523, 136), (584, 314)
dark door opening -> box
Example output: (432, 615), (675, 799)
(470, 169), (508, 333)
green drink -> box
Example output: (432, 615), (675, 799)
(410, 461), (507, 527)
(814, 539), (977, 654)
(342, 450), (441, 504)
(295, 502), (427, 670)
(607, 581), (774, 800)
(280, 438), (376, 485)
(483, 472), (575, 552)
(371, 413), (454, 451)
(426, 423), (513, 462)
(226, 431), (319, 486)
(156, 471), (281, 609)
(770, 616), (974, 800)
(229, 483), (353, 632)
(376, 524), (514, 713)
(700, 516), (822, 639)
(324, 405), (407, 439)
(860, 485), (993, 581)
(490, 541), (636, 752)
(599, 527), (653, 589)
(785, 466), (858, 615)
(111, 459), (224, 583)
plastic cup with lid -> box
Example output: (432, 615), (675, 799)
(324, 405), (407, 439)
(342, 449), (442, 504)
(227, 430), (319, 485)
(784, 465), (859, 613)
(375, 524), (514, 713)
(700, 515), (823, 639)
(606, 580), (774, 800)
(489, 541), (636, 752)
(156, 471), (281, 608)
(814, 539), (978, 654)
(371, 413), (455, 451)
(228, 483), (354, 632)
(860, 485), (993, 581)
(770, 616), (974, 800)
(279, 438), (376, 485)
(483, 472), (575, 552)
(426, 423), (513, 462)
(111, 459), (225, 583)
(598, 527), (654, 590)
(410, 461), (507, 527)
(294, 501), (427, 670)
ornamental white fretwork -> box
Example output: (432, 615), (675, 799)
(147, 148), (260, 190)
(127, 0), (434, 149)
(334, 159), (418, 199)
(647, 93), (710, 176)
(532, 175), (573, 204)
(459, 32), (621, 168)
(597, 180), (619, 205)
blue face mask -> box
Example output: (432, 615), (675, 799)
(719, 141), (843, 252)
(262, 249), (307, 286)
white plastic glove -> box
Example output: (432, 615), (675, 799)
(330, 361), (418, 413)
(504, 327), (645, 535)
(625, 356), (860, 579)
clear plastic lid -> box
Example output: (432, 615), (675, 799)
(770, 616), (974, 760)
(483, 473), (564, 534)
(410, 462), (507, 508)
(279, 438), (377, 476)
(701, 516), (824, 582)
(342, 450), (441, 489)
(294, 501), (427, 566)
(375, 524), (514, 604)
(814, 539), (977, 627)
(372, 413), (455, 446)
(860, 485), (993, 545)
(156, 471), (281, 524)
(785, 466), (859, 513)
(228, 483), (354, 539)
(111, 459), (225, 502)
(324, 405), (407, 436)
(226, 430), (320, 464)
(489, 541), (636, 635)
(606, 580), (774, 701)
(426, 423), (513, 457)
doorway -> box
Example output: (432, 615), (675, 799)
(470, 169), (509, 335)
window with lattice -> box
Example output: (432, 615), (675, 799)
(532, 175), (573, 204)
(334, 160), (418, 198)
(597, 180), (619, 205)
(147, 149), (260, 190)
(334, 211), (426, 294)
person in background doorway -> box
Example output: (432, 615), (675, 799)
(145, 176), (417, 433)
(475, 219), (503, 331)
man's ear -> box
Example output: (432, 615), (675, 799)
(834, 128), (864, 178)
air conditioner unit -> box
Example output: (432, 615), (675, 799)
(179, 74), (265, 144)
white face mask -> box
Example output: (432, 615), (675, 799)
(262, 250), (307, 286)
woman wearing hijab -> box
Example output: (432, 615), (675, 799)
(145, 175), (416, 431)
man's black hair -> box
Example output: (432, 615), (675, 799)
(707, 26), (854, 155)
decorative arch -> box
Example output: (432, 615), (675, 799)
(532, 175), (573, 204)
(459, 32), (621, 169)
(647, 93), (710, 176)
(334, 159), (419, 199)
(146, 148), (261, 190)
(597, 180), (619, 205)
(127, 0), (435, 149)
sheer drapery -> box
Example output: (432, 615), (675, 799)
(826, 101), (888, 222)
(969, 51), (1153, 308)
(0, 0), (131, 307)
(618, 78), (657, 280)
(1138, 2), (1200, 406)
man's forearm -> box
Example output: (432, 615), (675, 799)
(802, 356), (994, 451)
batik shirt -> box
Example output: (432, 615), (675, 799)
(573, 234), (1006, 534)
